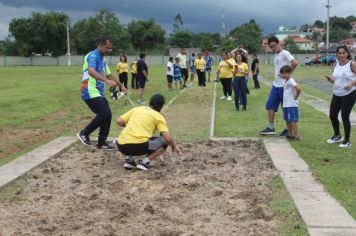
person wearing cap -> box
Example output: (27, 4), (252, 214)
(115, 94), (182, 170)
(204, 50), (214, 82)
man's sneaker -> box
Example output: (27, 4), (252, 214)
(220, 96), (226, 100)
(137, 99), (145, 104)
(76, 131), (91, 146)
(259, 127), (276, 135)
(124, 158), (137, 170)
(227, 96), (233, 101)
(327, 135), (343, 144)
(136, 160), (150, 171)
(279, 129), (289, 137)
(96, 143), (115, 150)
(338, 140), (351, 148)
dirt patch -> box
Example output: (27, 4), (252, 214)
(0, 140), (277, 235)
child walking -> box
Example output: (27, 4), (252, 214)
(173, 57), (183, 89)
(280, 65), (301, 140)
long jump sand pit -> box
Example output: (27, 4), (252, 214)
(0, 140), (277, 236)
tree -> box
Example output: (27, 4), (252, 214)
(8, 12), (69, 56)
(172, 14), (184, 33)
(228, 19), (263, 53)
(72, 9), (132, 54)
(345, 15), (356, 23)
(323, 27), (350, 43)
(313, 20), (324, 28)
(127, 19), (165, 51)
(284, 38), (299, 53)
(329, 16), (352, 31)
(169, 30), (193, 48)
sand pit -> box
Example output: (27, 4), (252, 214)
(0, 140), (277, 236)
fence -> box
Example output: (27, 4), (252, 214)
(1, 54), (352, 66)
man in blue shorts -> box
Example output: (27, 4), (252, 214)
(259, 36), (298, 136)
(204, 50), (214, 82)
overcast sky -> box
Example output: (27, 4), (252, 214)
(0, 0), (355, 40)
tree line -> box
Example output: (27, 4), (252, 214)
(0, 9), (263, 56)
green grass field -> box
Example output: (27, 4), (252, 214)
(0, 64), (355, 235)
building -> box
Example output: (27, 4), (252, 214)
(351, 21), (356, 34)
(275, 26), (306, 41)
(288, 36), (314, 51)
(339, 38), (356, 49)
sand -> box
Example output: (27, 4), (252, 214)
(0, 140), (277, 236)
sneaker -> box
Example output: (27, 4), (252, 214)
(76, 131), (91, 146)
(214, 79), (219, 82)
(327, 135), (343, 144)
(124, 158), (137, 170)
(259, 127), (276, 135)
(137, 99), (145, 104)
(227, 96), (233, 101)
(279, 129), (289, 137)
(242, 108), (246, 111)
(96, 143), (115, 150)
(338, 140), (351, 148)
(136, 160), (150, 171)
(220, 96), (226, 100)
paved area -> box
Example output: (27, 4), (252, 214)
(0, 137), (77, 189)
(260, 77), (356, 127)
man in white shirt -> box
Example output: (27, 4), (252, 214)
(259, 36), (298, 136)
(176, 48), (189, 88)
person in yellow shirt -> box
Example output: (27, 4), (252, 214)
(194, 53), (207, 87)
(116, 55), (129, 90)
(115, 94), (181, 170)
(216, 52), (234, 101)
(232, 54), (249, 111)
(130, 60), (139, 90)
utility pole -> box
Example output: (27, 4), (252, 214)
(221, 8), (227, 38)
(67, 19), (71, 66)
(326, 0), (331, 49)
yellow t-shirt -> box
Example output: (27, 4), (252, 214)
(116, 62), (129, 74)
(130, 62), (137, 74)
(235, 62), (249, 77)
(194, 58), (206, 70)
(118, 106), (169, 144)
(218, 60), (234, 78)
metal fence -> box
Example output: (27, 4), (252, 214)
(0, 54), (351, 66)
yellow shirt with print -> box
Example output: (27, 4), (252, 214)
(118, 106), (169, 144)
(130, 62), (137, 74)
(194, 58), (206, 71)
(235, 62), (249, 77)
(218, 59), (234, 78)
(116, 62), (129, 74)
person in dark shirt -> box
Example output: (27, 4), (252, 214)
(136, 52), (148, 104)
(251, 53), (260, 89)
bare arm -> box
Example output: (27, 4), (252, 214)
(290, 59), (298, 74)
(88, 67), (116, 87)
(107, 74), (128, 93)
(116, 117), (126, 127)
(253, 63), (259, 74)
(161, 131), (181, 154)
(294, 84), (301, 100)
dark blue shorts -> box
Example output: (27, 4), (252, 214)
(166, 75), (173, 83)
(266, 86), (284, 112)
(283, 107), (299, 122)
(137, 76), (146, 88)
(205, 67), (211, 73)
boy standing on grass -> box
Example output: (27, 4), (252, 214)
(166, 57), (174, 91)
(280, 65), (301, 140)
(173, 57), (183, 89)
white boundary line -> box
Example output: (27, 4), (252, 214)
(161, 81), (193, 112)
(210, 81), (217, 139)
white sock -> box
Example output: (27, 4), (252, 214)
(142, 157), (150, 164)
(268, 123), (275, 129)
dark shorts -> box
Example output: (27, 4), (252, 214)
(205, 67), (211, 73)
(137, 75), (146, 89)
(266, 86), (284, 112)
(167, 75), (173, 83)
(117, 137), (168, 156)
(181, 68), (188, 80)
(283, 107), (299, 122)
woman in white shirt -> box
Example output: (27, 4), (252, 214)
(325, 46), (356, 148)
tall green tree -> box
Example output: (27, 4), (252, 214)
(72, 9), (132, 54)
(127, 19), (165, 51)
(172, 14), (184, 33)
(313, 20), (324, 28)
(228, 19), (263, 53)
(8, 12), (69, 56)
(169, 30), (193, 48)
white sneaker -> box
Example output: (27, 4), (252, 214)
(327, 135), (343, 144)
(220, 96), (226, 100)
(227, 96), (232, 101)
(339, 141), (351, 148)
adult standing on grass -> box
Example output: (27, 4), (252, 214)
(251, 53), (260, 89)
(204, 50), (214, 82)
(115, 94), (181, 170)
(259, 36), (298, 136)
(176, 48), (189, 88)
(325, 45), (356, 148)
(136, 52), (148, 104)
(77, 37), (127, 150)
(216, 52), (234, 101)
(116, 55), (129, 90)
(194, 53), (207, 87)
(232, 53), (249, 111)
